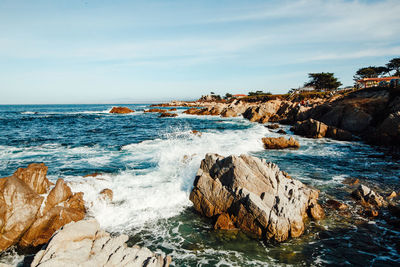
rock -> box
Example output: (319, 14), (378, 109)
(293, 119), (328, 138)
(0, 164), (86, 251)
(159, 112), (178, 118)
(99, 188), (113, 202)
(277, 129), (287, 134)
(144, 108), (166, 113)
(309, 202), (325, 220)
(189, 154), (323, 242)
(0, 176), (43, 251)
(31, 219), (171, 267)
(352, 185), (387, 208)
(340, 107), (372, 133)
(376, 111), (400, 146)
(387, 191), (397, 200)
(364, 209), (379, 217)
(214, 213), (236, 230)
(169, 108), (177, 111)
(326, 127), (353, 141)
(342, 178), (359, 186)
(191, 130), (202, 136)
(183, 108), (200, 115)
(13, 163), (51, 194)
(266, 124), (279, 129)
(83, 172), (102, 178)
(261, 137), (300, 149)
(109, 107), (134, 114)
(326, 199), (348, 210)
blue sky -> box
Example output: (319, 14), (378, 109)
(1, 0), (400, 104)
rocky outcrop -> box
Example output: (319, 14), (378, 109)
(99, 188), (113, 202)
(352, 185), (387, 208)
(144, 108), (166, 113)
(266, 124), (279, 129)
(109, 107), (134, 114)
(262, 137), (300, 149)
(0, 164), (85, 251)
(159, 112), (177, 118)
(293, 119), (352, 141)
(190, 154), (323, 242)
(31, 219), (171, 267)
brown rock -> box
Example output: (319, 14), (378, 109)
(293, 119), (328, 138)
(266, 124), (279, 129)
(326, 127), (353, 141)
(352, 184), (387, 207)
(109, 107), (134, 114)
(309, 202), (325, 220)
(83, 172), (102, 178)
(99, 188), (113, 202)
(42, 178), (72, 214)
(190, 154), (323, 242)
(387, 191), (397, 200)
(0, 176), (43, 251)
(144, 108), (166, 113)
(169, 108), (177, 111)
(13, 163), (51, 194)
(277, 129), (287, 134)
(191, 130), (202, 136)
(342, 178), (359, 186)
(262, 137), (300, 149)
(159, 112), (178, 118)
(214, 213), (236, 230)
(364, 209), (379, 217)
(326, 199), (348, 210)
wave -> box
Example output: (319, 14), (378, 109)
(67, 123), (269, 233)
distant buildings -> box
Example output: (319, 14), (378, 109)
(356, 77), (399, 88)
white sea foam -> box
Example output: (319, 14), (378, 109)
(67, 123), (269, 233)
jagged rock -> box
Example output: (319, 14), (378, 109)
(169, 108), (177, 111)
(99, 188), (113, 202)
(144, 108), (166, 113)
(31, 219), (171, 267)
(387, 191), (397, 200)
(0, 176), (43, 251)
(13, 163), (51, 194)
(377, 111), (400, 146)
(191, 130), (202, 136)
(293, 119), (328, 138)
(261, 137), (300, 149)
(109, 107), (134, 114)
(342, 178), (359, 186)
(159, 112), (177, 118)
(0, 164), (86, 251)
(326, 127), (352, 141)
(326, 199), (348, 210)
(340, 107), (372, 133)
(352, 185), (387, 208)
(266, 124), (279, 129)
(189, 154), (323, 242)
(214, 213), (236, 230)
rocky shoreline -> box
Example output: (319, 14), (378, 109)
(152, 86), (400, 150)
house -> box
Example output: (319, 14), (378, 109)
(232, 94), (247, 98)
(356, 77), (399, 89)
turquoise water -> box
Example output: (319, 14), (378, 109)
(0, 104), (399, 266)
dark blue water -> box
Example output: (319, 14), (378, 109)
(0, 104), (399, 266)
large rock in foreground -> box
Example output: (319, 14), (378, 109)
(31, 219), (171, 267)
(190, 154), (323, 242)
(109, 106), (134, 114)
(0, 164), (85, 252)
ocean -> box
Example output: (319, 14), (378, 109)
(0, 104), (399, 266)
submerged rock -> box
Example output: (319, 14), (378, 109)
(144, 108), (167, 113)
(262, 137), (300, 149)
(0, 164), (85, 251)
(189, 154), (323, 242)
(109, 107), (134, 114)
(99, 188), (113, 202)
(159, 112), (177, 118)
(31, 219), (171, 267)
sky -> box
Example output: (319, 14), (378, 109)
(1, 0), (400, 104)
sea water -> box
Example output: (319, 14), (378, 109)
(0, 104), (399, 266)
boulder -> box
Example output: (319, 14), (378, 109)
(214, 213), (236, 230)
(13, 163), (51, 194)
(326, 127), (352, 141)
(326, 199), (348, 210)
(191, 130), (202, 137)
(0, 164), (86, 251)
(99, 188), (113, 202)
(352, 185), (387, 208)
(189, 154), (323, 242)
(109, 107), (134, 114)
(293, 119), (328, 138)
(340, 107), (372, 133)
(376, 111), (400, 145)
(159, 112), (178, 118)
(31, 219), (171, 267)
(0, 176), (43, 251)
(169, 108), (177, 111)
(144, 108), (166, 113)
(277, 129), (287, 134)
(261, 137), (300, 149)
(266, 124), (279, 129)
